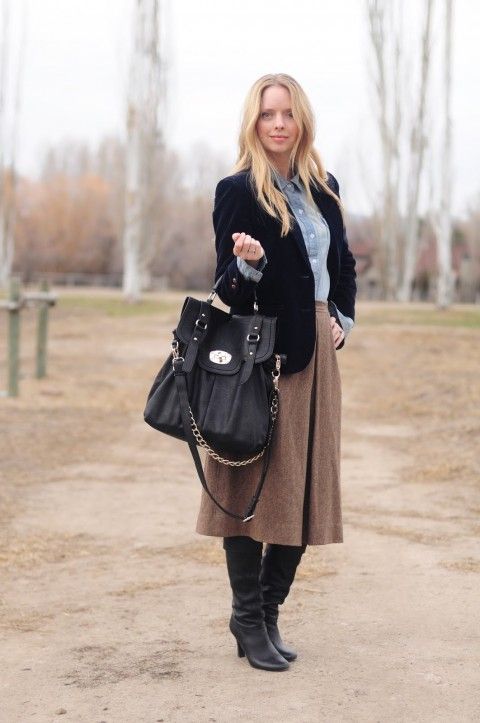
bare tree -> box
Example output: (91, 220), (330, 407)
(367, 0), (404, 299)
(435, 0), (454, 308)
(397, 0), (434, 301)
(0, 0), (10, 286)
(0, 1), (27, 286)
(461, 193), (480, 301)
(122, 0), (165, 301)
(367, 0), (440, 302)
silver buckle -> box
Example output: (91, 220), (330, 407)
(195, 318), (208, 331)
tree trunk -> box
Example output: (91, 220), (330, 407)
(0, 0), (26, 288)
(122, 0), (162, 301)
(0, 0), (13, 286)
(367, 0), (402, 300)
(436, 0), (454, 308)
(397, 0), (434, 302)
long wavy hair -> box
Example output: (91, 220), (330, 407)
(232, 73), (344, 236)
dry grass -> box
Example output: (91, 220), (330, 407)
(0, 292), (479, 570)
(340, 302), (480, 493)
(0, 609), (57, 633)
(439, 557), (480, 573)
(107, 580), (179, 597)
(169, 538), (225, 566)
(0, 531), (111, 569)
(347, 521), (454, 546)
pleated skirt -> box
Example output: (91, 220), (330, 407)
(195, 300), (343, 546)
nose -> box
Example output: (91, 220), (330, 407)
(274, 113), (285, 129)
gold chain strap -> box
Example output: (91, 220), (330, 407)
(172, 340), (281, 467)
(188, 390), (279, 466)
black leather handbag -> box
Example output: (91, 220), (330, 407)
(143, 274), (284, 522)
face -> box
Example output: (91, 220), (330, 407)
(256, 85), (300, 165)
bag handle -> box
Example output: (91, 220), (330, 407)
(207, 272), (259, 313)
(172, 355), (278, 522)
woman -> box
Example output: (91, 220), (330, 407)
(196, 73), (357, 671)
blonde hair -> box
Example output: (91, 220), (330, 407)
(232, 73), (344, 236)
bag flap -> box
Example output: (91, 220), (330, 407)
(174, 297), (277, 375)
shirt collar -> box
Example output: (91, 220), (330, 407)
(271, 168), (302, 192)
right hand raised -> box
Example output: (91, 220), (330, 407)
(232, 232), (265, 268)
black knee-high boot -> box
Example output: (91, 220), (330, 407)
(223, 536), (289, 672)
(259, 543), (306, 661)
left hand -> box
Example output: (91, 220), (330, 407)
(330, 316), (345, 349)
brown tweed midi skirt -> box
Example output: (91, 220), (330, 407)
(195, 300), (343, 546)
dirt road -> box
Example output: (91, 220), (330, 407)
(1, 292), (479, 722)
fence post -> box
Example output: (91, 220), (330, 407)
(36, 279), (49, 378)
(8, 278), (21, 397)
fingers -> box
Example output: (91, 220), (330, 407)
(330, 316), (345, 348)
(334, 330), (345, 348)
(232, 232), (264, 260)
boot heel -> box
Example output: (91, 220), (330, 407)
(237, 641), (245, 658)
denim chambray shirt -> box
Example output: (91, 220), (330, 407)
(236, 169), (354, 336)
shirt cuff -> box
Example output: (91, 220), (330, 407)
(336, 308), (355, 336)
(236, 253), (267, 282)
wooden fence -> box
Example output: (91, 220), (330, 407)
(0, 279), (57, 397)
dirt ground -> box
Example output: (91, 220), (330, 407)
(0, 290), (479, 723)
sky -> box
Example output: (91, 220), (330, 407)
(3, 0), (480, 216)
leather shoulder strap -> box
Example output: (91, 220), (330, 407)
(173, 356), (275, 522)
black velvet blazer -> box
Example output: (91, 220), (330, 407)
(212, 169), (357, 374)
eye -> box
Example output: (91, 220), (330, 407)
(261, 111), (271, 118)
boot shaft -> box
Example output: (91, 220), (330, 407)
(260, 543), (306, 607)
(224, 536), (264, 628)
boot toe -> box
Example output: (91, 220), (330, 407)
(230, 617), (290, 671)
(266, 623), (298, 661)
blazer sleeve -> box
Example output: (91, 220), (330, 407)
(327, 172), (357, 350)
(212, 177), (261, 308)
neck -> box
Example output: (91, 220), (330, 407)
(269, 156), (293, 180)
